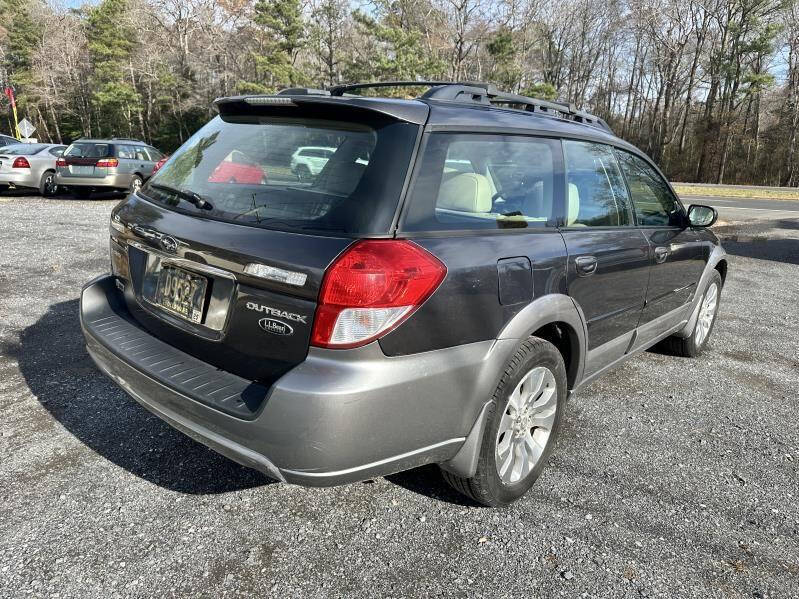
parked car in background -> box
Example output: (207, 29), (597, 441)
(290, 146), (335, 180)
(55, 138), (166, 198)
(0, 143), (66, 196)
(208, 150), (267, 184)
(0, 134), (19, 146)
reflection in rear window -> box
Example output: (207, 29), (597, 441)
(140, 115), (419, 235)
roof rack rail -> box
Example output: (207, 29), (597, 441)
(110, 137), (144, 142)
(277, 87), (330, 96)
(423, 83), (613, 133)
(329, 81), (491, 97)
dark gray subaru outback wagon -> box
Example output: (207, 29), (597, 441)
(80, 82), (727, 506)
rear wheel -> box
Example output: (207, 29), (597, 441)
(73, 187), (92, 199)
(39, 170), (57, 197)
(660, 270), (722, 357)
(296, 165), (311, 181)
(441, 337), (567, 507)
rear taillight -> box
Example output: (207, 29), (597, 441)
(56, 158), (67, 167)
(311, 240), (446, 349)
(96, 158), (119, 167)
(12, 157), (30, 168)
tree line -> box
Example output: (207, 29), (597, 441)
(2, 0), (798, 185)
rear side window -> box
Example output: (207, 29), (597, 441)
(563, 140), (632, 227)
(142, 114), (418, 235)
(65, 143), (112, 158)
(615, 150), (683, 226)
(403, 134), (561, 231)
(117, 145), (137, 159)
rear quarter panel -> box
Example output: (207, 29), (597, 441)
(379, 231), (568, 355)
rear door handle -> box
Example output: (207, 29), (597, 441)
(575, 255), (598, 277)
(654, 246), (670, 263)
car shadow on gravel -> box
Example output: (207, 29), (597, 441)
(720, 237), (799, 265)
(385, 465), (482, 507)
(11, 299), (273, 494)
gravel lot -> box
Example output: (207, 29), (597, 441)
(1, 193), (797, 598)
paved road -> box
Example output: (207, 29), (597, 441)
(680, 195), (799, 222)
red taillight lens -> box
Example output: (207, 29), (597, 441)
(96, 158), (119, 167)
(311, 240), (447, 349)
(12, 157), (30, 168)
(56, 158), (67, 167)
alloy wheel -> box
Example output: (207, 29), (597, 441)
(495, 366), (557, 484)
(695, 282), (718, 347)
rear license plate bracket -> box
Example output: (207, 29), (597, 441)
(153, 266), (208, 324)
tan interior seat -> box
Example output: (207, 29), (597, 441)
(437, 172), (493, 213)
(566, 182), (584, 226)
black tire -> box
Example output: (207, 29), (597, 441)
(39, 170), (57, 197)
(296, 165), (311, 181)
(441, 336), (567, 507)
(129, 174), (143, 194)
(659, 270), (722, 358)
(73, 187), (92, 199)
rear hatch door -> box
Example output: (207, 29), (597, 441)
(113, 98), (425, 384)
(60, 142), (113, 179)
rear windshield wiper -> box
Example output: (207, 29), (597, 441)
(149, 183), (213, 211)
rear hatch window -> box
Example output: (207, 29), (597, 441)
(139, 114), (419, 236)
(64, 143), (113, 159)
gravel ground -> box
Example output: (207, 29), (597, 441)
(0, 193), (797, 598)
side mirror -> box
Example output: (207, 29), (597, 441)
(687, 204), (717, 228)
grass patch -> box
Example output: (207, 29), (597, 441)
(673, 184), (799, 200)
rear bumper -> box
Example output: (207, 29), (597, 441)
(81, 275), (509, 486)
(0, 171), (38, 188)
(56, 172), (131, 189)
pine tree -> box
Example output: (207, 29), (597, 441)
(86, 0), (140, 136)
(242, 0), (306, 92)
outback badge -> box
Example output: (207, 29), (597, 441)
(259, 318), (294, 336)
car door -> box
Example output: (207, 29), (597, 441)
(615, 150), (705, 336)
(133, 146), (153, 177)
(559, 140), (651, 376)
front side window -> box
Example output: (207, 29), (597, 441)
(404, 134), (560, 231)
(140, 114), (418, 235)
(615, 150), (683, 226)
(563, 140), (632, 227)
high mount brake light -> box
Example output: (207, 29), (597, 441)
(310, 240), (447, 349)
(12, 157), (30, 168)
(96, 158), (119, 167)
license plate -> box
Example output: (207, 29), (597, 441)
(71, 165), (94, 175)
(153, 266), (207, 324)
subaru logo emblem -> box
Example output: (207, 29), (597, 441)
(259, 318), (294, 336)
(160, 235), (178, 253)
